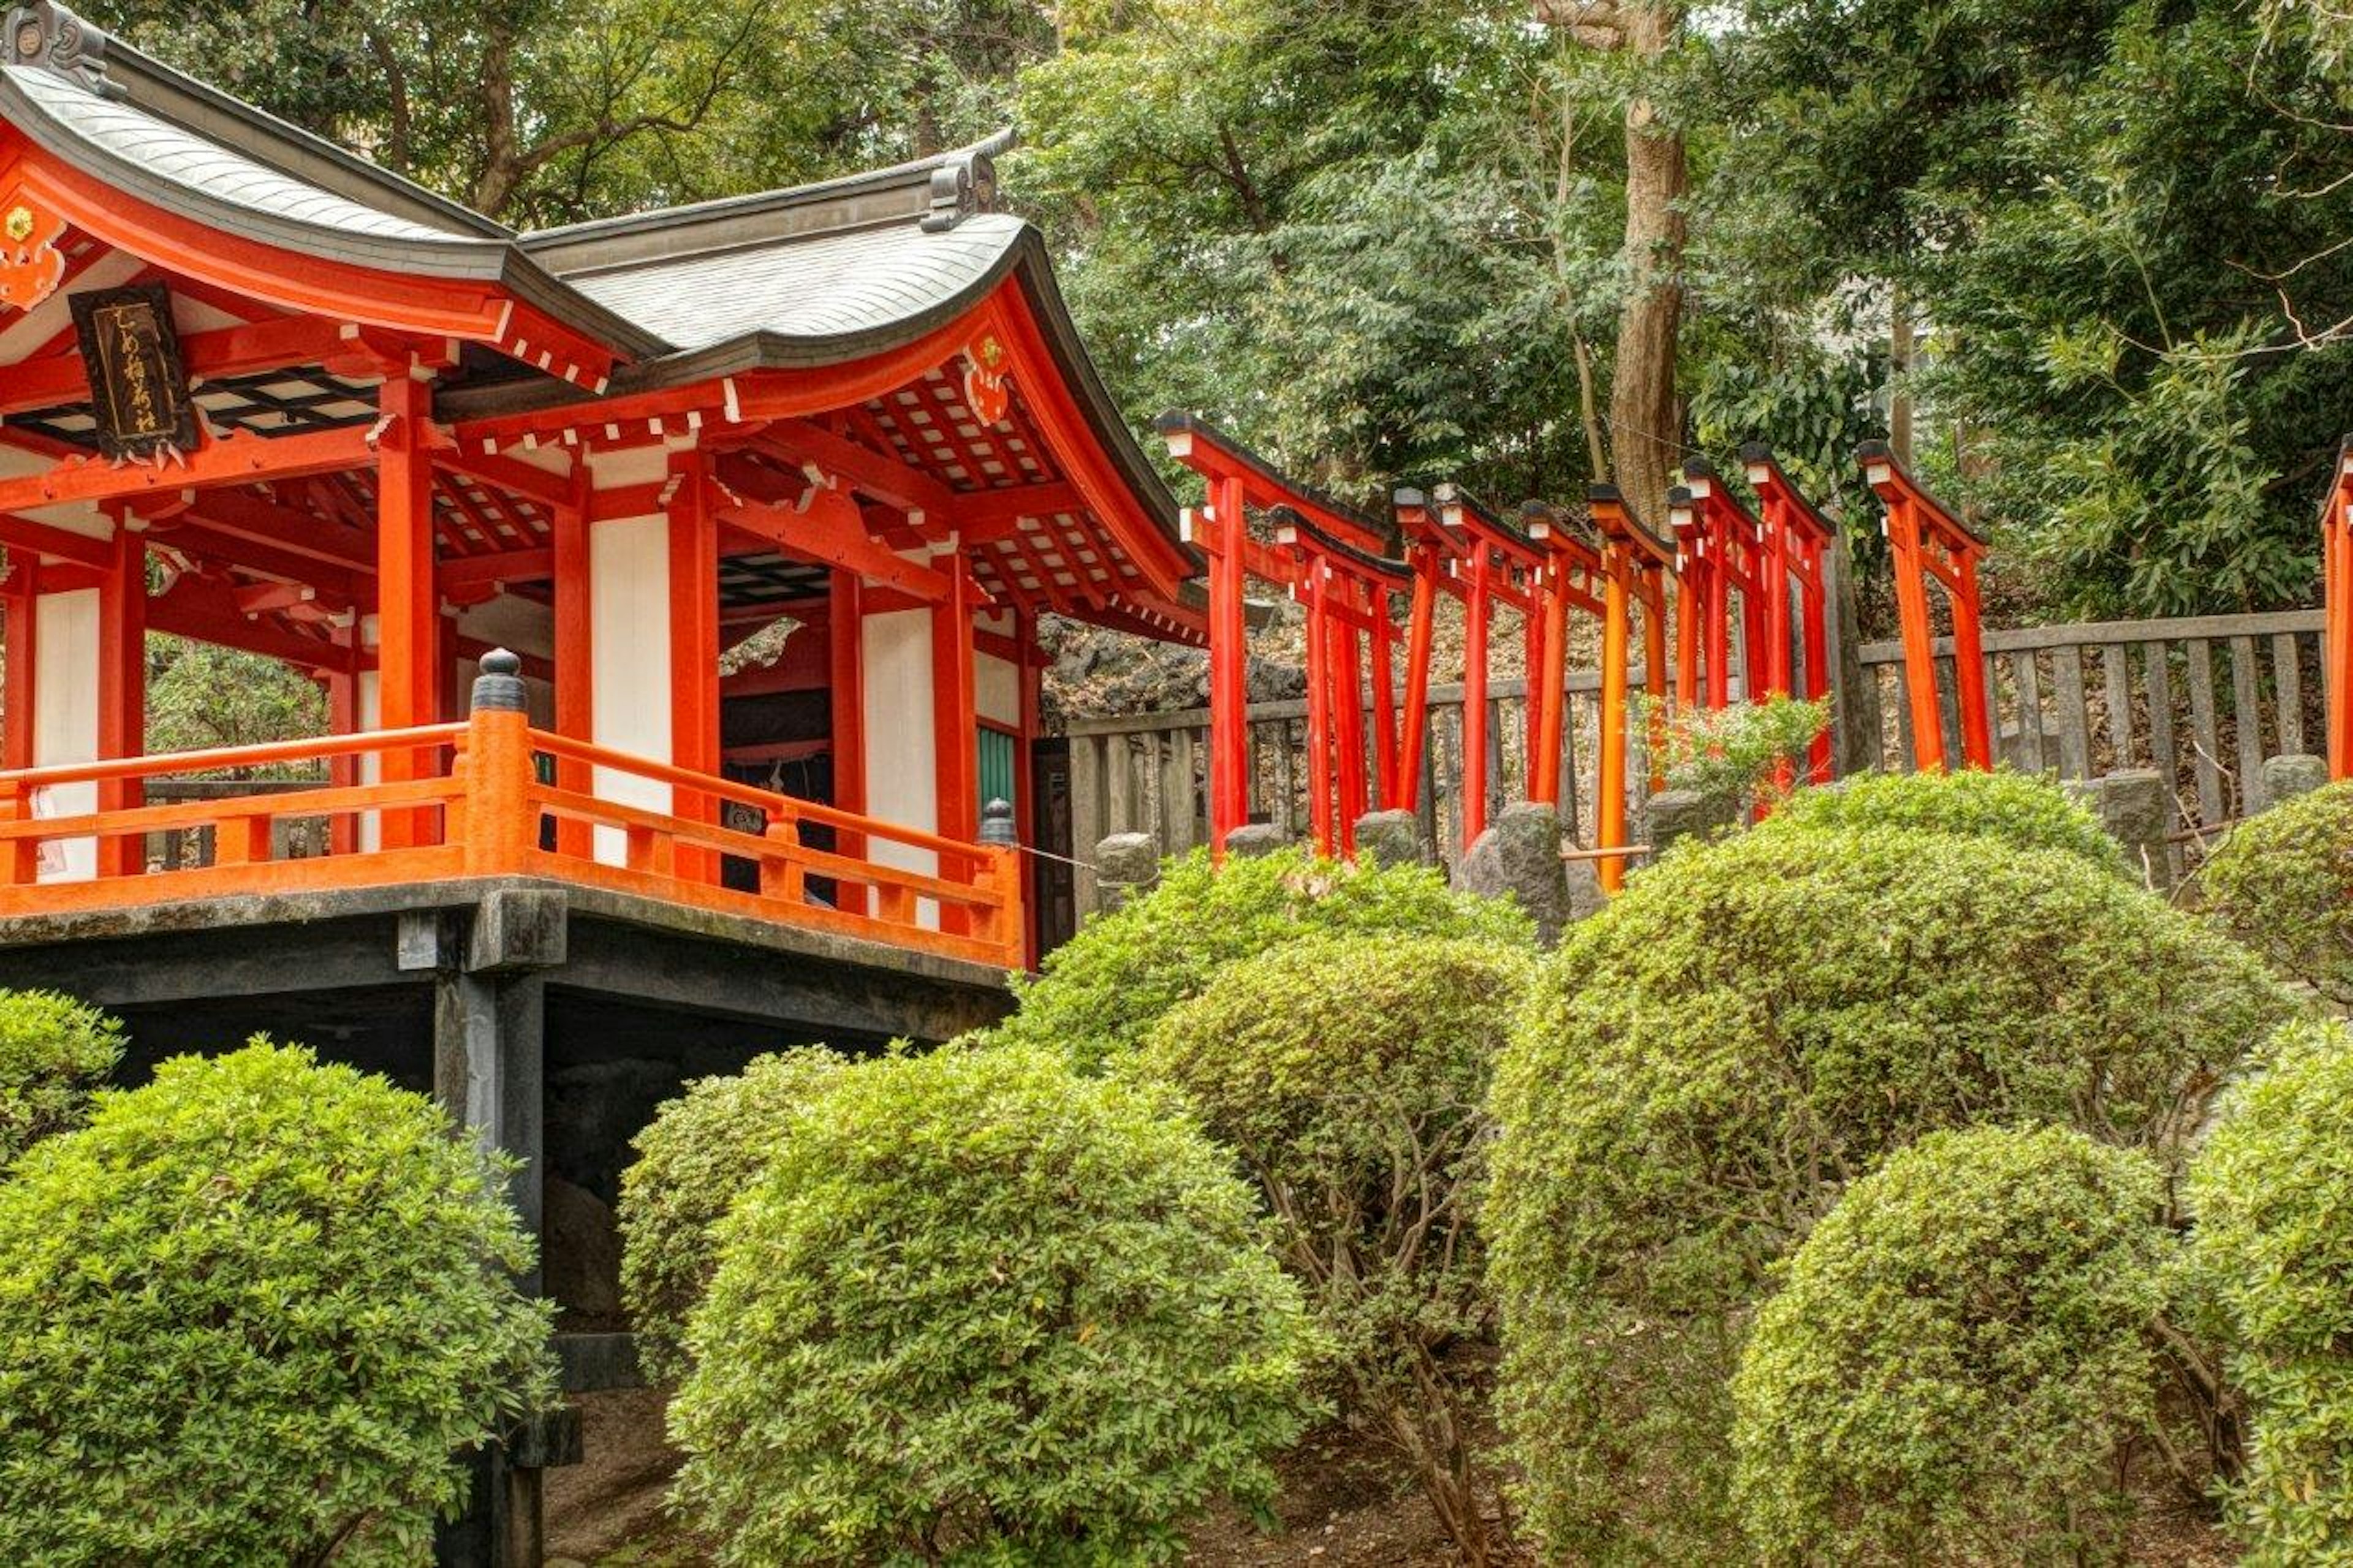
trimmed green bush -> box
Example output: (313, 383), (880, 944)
(2188, 1019), (2353, 1562)
(2201, 779), (2353, 1005)
(1733, 1125), (2171, 1564)
(669, 1043), (1318, 1566)
(0, 1040), (553, 1565)
(1756, 765), (2129, 874)
(0, 988), (123, 1169)
(1135, 936), (1535, 1563)
(1646, 692), (1833, 812)
(1485, 823), (2297, 1560)
(995, 844), (1534, 1074)
(617, 1046), (846, 1382)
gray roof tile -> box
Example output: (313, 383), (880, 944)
(9, 67), (471, 243)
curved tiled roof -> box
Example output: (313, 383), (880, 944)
(563, 214), (1026, 356)
(8, 66), (479, 248)
(0, 0), (1192, 600)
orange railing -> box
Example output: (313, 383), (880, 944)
(0, 703), (1025, 971)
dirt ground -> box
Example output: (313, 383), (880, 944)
(544, 1389), (1509, 1567)
(544, 1387), (2231, 1566)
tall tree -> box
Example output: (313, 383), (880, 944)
(1540, 0), (1688, 521)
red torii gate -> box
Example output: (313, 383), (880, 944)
(1860, 441), (1993, 772)
(1667, 459), (1770, 713)
(2325, 437), (2353, 780)
(1665, 449), (1838, 783)
(1571, 485), (1673, 893)
(1158, 414), (1404, 855)
(1269, 508), (1414, 854)
(1391, 485), (1555, 847)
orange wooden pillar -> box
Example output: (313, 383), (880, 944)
(1394, 530), (1441, 814)
(1745, 445), (1838, 781)
(2, 558), (33, 771)
(1588, 485), (1677, 893)
(666, 449), (721, 882)
(1460, 547), (1495, 846)
(1523, 506), (1605, 811)
(374, 373), (439, 848)
(551, 466), (593, 857)
(1198, 474), (1251, 853)
(931, 551), (979, 845)
(931, 553), (980, 934)
(1860, 441), (1992, 772)
(828, 569), (869, 909)
(2325, 439), (2353, 780)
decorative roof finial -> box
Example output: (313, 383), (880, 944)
(921, 148), (999, 233)
(5, 2), (116, 97)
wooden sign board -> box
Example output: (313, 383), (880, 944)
(69, 284), (199, 461)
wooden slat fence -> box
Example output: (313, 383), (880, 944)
(1059, 608), (2329, 918)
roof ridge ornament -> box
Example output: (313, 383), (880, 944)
(7, 1), (118, 97)
(920, 146), (999, 233)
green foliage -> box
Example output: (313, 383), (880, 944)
(668, 1042), (1317, 1566)
(2188, 1020), (2353, 1563)
(0, 1040), (554, 1566)
(2202, 781), (2353, 1006)
(1643, 694), (1830, 812)
(1134, 936), (1534, 1555)
(1757, 765), (2129, 875)
(0, 989), (122, 1170)
(1485, 824), (2298, 1560)
(997, 845), (1533, 1074)
(617, 1047), (846, 1383)
(1733, 1124), (2170, 1565)
(142, 636), (327, 766)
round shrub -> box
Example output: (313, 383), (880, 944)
(996, 844), (1533, 1074)
(1485, 823), (2297, 1560)
(617, 1046), (845, 1382)
(1756, 765), (2128, 874)
(0, 988), (122, 1168)
(1135, 936), (1535, 1561)
(2201, 779), (2353, 1006)
(2188, 1018), (2353, 1561)
(669, 1043), (1319, 1566)
(1733, 1124), (2170, 1564)
(0, 1040), (553, 1565)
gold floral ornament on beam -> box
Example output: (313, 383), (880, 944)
(0, 196), (66, 313)
(964, 334), (1010, 425)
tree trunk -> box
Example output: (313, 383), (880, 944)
(472, 25), (523, 219)
(1889, 281), (1915, 468)
(1607, 0), (1687, 526)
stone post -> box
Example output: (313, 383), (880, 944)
(2264, 754), (2330, 805)
(2093, 768), (2175, 892)
(1222, 822), (1290, 859)
(1452, 801), (1571, 946)
(1091, 830), (1161, 915)
(1351, 809), (1424, 866)
(1644, 789), (1738, 860)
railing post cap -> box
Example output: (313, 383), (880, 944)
(978, 797), (1018, 846)
(471, 648), (528, 714)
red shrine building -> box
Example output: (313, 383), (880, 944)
(0, 10), (1214, 1545)
(0, 0), (1203, 977)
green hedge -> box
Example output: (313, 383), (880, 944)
(1135, 934), (1534, 1559)
(995, 844), (1533, 1074)
(0, 988), (122, 1169)
(668, 1043), (1318, 1565)
(1754, 765), (2129, 874)
(2189, 1019), (2353, 1562)
(1485, 822), (2297, 1559)
(0, 1041), (553, 1564)
(616, 1047), (846, 1382)
(2200, 779), (2353, 1006)
(1734, 1124), (2170, 1563)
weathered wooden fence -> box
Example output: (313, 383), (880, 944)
(1059, 607), (2329, 917)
